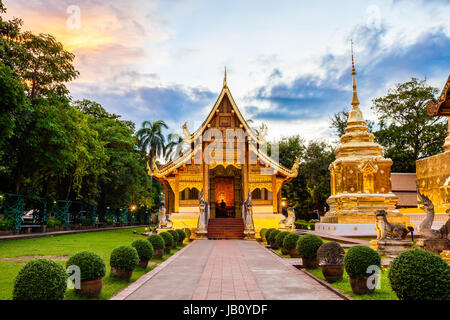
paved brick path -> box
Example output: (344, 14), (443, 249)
(113, 240), (343, 300)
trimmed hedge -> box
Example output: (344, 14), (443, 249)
(66, 251), (106, 282)
(160, 232), (174, 248)
(294, 220), (315, 230)
(283, 233), (300, 251)
(132, 239), (154, 262)
(176, 229), (186, 243)
(265, 228), (277, 243)
(259, 228), (268, 239)
(110, 246), (139, 271)
(267, 230), (281, 245)
(344, 246), (381, 278)
(168, 230), (179, 244)
(296, 234), (323, 259)
(275, 231), (291, 248)
(388, 249), (450, 300)
(317, 242), (345, 266)
(148, 234), (165, 250)
(13, 259), (67, 300)
(183, 228), (191, 239)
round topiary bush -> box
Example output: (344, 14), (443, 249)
(148, 234), (165, 250)
(160, 232), (174, 248)
(168, 229), (179, 245)
(176, 229), (186, 243)
(66, 251), (106, 282)
(132, 239), (154, 262)
(183, 228), (191, 240)
(275, 231), (291, 248)
(296, 234), (323, 259)
(260, 228), (268, 239)
(265, 228), (277, 243)
(13, 259), (67, 300)
(317, 242), (345, 266)
(268, 230), (281, 245)
(344, 245), (381, 278)
(388, 249), (450, 300)
(283, 233), (300, 250)
(110, 246), (139, 271)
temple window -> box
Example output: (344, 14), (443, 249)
(252, 188), (262, 199)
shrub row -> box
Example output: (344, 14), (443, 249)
(12, 228), (191, 300)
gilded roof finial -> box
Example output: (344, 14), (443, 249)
(351, 40), (360, 109)
(223, 66), (227, 88)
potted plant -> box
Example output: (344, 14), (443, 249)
(283, 233), (301, 257)
(275, 231), (291, 255)
(388, 249), (450, 300)
(109, 246), (139, 282)
(160, 232), (174, 253)
(66, 251), (106, 298)
(148, 234), (165, 258)
(317, 242), (345, 283)
(296, 234), (323, 269)
(168, 230), (179, 247)
(268, 230), (281, 249)
(259, 228), (268, 242)
(176, 229), (186, 246)
(183, 228), (191, 241)
(13, 259), (67, 300)
(344, 246), (381, 294)
(132, 239), (154, 268)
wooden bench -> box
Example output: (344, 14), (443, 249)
(20, 225), (44, 233)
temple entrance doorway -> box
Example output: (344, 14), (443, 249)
(209, 165), (242, 218)
(214, 177), (235, 218)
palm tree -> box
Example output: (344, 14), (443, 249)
(136, 120), (168, 192)
(164, 133), (185, 161)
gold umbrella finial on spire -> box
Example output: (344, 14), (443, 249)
(351, 40), (360, 108)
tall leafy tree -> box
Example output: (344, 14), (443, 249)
(371, 78), (446, 172)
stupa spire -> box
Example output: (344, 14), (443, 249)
(351, 40), (360, 109)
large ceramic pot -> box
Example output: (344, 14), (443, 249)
(77, 279), (103, 298)
(261, 237), (266, 243)
(349, 276), (374, 295)
(302, 258), (319, 269)
(178, 240), (183, 246)
(281, 248), (289, 255)
(289, 249), (300, 258)
(110, 267), (133, 282)
(154, 248), (164, 259)
(138, 260), (149, 269)
(321, 265), (344, 283)
(271, 243), (279, 249)
(164, 246), (171, 253)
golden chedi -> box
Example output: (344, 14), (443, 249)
(320, 47), (406, 230)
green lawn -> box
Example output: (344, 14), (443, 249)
(0, 227), (187, 300)
(306, 267), (398, 300)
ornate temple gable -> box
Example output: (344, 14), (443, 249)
(427, 74), (450, 116)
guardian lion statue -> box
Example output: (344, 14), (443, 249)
(375, 210), (412, 240)
(279, 207), (296, 230)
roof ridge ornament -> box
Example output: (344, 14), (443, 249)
(223, 66), (227, 88)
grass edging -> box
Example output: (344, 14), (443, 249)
(301, 269), (352, 300)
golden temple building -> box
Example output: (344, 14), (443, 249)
(318, 47), (407, 235)
(149, 71), (299, 236)
(418, 75), (450, 214)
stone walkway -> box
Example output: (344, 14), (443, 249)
(112, 240), (343, 300)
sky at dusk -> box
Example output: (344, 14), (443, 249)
(4, 0), (450, 142)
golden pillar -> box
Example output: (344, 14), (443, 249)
(444, 117), (450, 152)
(174, 173), (179, 213)
(272, 175), (278, 213)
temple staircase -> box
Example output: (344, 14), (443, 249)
(207, 218), (244, 239)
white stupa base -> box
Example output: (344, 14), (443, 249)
(315, 223), (377, 237)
